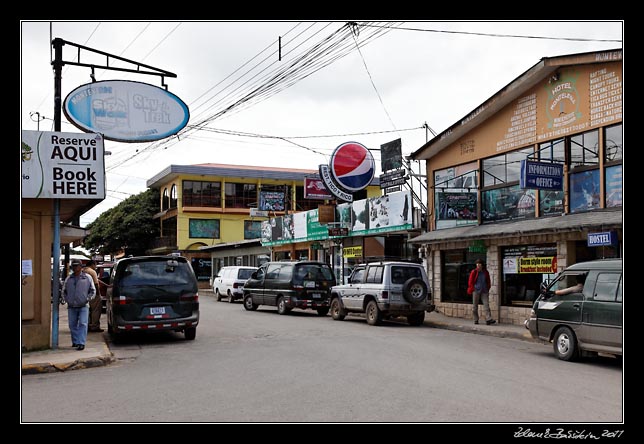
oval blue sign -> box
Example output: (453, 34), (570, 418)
(63, 80), (190, 143)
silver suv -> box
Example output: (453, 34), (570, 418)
(330, 261), (434, 326)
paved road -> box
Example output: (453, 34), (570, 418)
(21, 294), (622, 423)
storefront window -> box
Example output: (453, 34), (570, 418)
(605, 124), (622, 163)
(501, 245), (557, 307)
(441, 249), (485, 303)
(604, 124), (622, 209)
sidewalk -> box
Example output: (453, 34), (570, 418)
(21, 306), (114, 375)
(21, 302), (535, 375)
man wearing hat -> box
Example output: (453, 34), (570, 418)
(62, 260), (96, 350)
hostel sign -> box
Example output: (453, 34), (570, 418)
(21, 130), (105, 199)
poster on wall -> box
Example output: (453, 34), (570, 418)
(351, 191), (412, 236)
(482, 185), (535, 222)
(189, 219), (220, 239)
(259, 190), (285, 211)
(436, 192), (478, 228)
(539, 190), (564, 216)
(244, 220), (262, 239)
(605, 165), (622, 208)
(569, 170), (600, 213)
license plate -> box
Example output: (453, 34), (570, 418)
(312, 293), (321, 299)
(150, 307), (166, 315)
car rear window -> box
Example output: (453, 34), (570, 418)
(237, 268), (255, 280)
(120, 261), (194, 286)
(391, 266), (422, 284)
(292, 264), (334, 284)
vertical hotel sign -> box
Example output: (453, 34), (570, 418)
(21, 130), (105, 199)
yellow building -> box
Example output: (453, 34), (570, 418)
(411, 48), (622, 325)
(146, 163), (379, 286)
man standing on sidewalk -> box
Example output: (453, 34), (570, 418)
(467, 259), (496, 325)
(62, 260), (96, 350)
(83, 260), (104, 332)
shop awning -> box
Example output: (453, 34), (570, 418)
(409, 209), (622, 244)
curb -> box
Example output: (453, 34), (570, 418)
(426, 321), (536, 343)
(21, 347), (115, 375)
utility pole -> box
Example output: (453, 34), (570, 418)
(50, 38), (64, 349)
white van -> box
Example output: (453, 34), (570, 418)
(213, 266), (258, 302)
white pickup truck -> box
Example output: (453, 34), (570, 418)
(329, 261), (434, 326)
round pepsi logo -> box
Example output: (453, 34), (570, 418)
(330, 142), (375, 192)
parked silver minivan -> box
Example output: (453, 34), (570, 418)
(525, 259), (622, 361)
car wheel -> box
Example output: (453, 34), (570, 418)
(316, 307), (329, 316)
(407, 311), (425, 326)
(244, 295), (258, 311)
(277, 297), (290, 315)
(366, 300), (382, 326)
(215, 289), (222, 301)
(330, 298), (345, 321)
(553, 326), (579, 361)
(228, 290), (235, 303)
(402, 278), (428, 304)
(184, 327), (197, 340)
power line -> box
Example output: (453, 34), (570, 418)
(357, 23), (623, 42)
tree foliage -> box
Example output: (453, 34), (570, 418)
(83, 188), (160, 256)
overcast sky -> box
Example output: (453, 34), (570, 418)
(20, 21), (623, 225)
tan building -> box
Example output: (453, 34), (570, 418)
(22, 199), (98, 350)
(411, 48), (623, 325)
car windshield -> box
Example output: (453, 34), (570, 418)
(238, 269), (255, 280)
(120, 261), (194, 286)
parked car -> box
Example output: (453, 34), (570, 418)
(213, 266), (258, 302)
(330, 261), (435, 326)
(96, 262), (115, 312)
(243, 261), (335, 316)
(106, 255), (200, 341)
(525, 259), (622, 361)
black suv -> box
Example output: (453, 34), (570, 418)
(106, 255), (200, 341)
(243, 261), (335, 316)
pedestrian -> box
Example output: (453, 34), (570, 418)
(83, 260), (104, 332)
(62, 260), (96, 350)
(467, 259), (496, 325)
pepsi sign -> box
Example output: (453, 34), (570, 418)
(330, 142), (376, 191)
(319, 142), (375, 202)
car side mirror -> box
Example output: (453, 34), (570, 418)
(251, 272), (258, 279)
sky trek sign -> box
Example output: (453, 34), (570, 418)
(64, 80), (189, 143)
(319, 142), (375, 202)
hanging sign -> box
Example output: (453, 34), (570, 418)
(64, 80), (189, 143)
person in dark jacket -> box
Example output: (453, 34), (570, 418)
(467, 259), (496, 325)
(62, 260), (96, 350)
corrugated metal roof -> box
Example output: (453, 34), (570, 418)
(410, 209), (622, 244)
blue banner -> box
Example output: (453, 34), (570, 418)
(520, 160), (563, 190)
